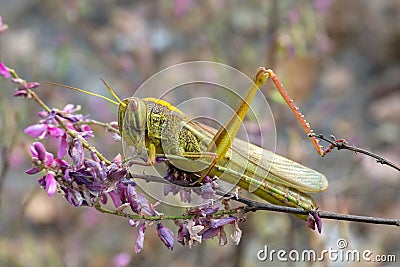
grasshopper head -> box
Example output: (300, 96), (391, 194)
(118, 97), (148, 157)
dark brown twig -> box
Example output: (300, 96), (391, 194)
(311, 133), (400, 172)
(130, 174), (400, 227)
(216, 191), (400, 226)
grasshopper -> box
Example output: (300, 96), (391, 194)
(51, 67), (328, 220)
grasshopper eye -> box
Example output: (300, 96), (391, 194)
(129, 98), (139, 113)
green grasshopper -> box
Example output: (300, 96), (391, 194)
(51, 67), (328, 220)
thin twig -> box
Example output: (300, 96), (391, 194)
(217, 191), (400, 226)
(130, 173), (400, 227)
(7, 68), (112, 165)
(93, 202), (243, 221)
(313, 133), (400, 172)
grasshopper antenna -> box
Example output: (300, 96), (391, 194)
(99, 78), (125, 107)
(46, 81), (126, 108)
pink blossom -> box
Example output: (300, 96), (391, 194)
(45, 172), (57, 197)
(25, 124), (47, 139)
(24, 123), (65, 139)
(135, 223), (146, 253)
(0, 61), (10, 78)
(57, 134), (67, 158)
(156, 222), (174, 250)
(28, 142), (55, 168)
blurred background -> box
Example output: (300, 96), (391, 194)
(0, 0), (399, 266)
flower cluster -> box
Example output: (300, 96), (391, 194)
(0, 59), (40, 97)
(176, 209), (243, 248)
(23, 105), (127, 205)
(130, 204), (243, 252)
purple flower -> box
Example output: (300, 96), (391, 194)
(24, 106), (93, 150)
(68, 169), (107, 193)
(12, 79), (37, 98)
(25, 166), (42, 175)
(26, 82), (40, 89)
(27, 142), (59, 196)
(32, 142), (46, 161)
(45, 172), (57, 197)
(0, 61), (10, 78)
(28, 142), (55, 167)
(54, 158), (68, 168)
(314, 214), (322, 234)
(58, 134), (67, 158)
(71, 139), (84, 168)
(53, 105), (94, 137)
(188, 206), (219, 216)
(201, 226), (219, 240)
(110, 183), (158, 216)
(47, 124), (64, 138)
(24, 123), (65, 139)
(109, 190), (122, 208)
(13, 90), (28, 97)
(306, 215), (315, 231)
(307, 210), (322, 233)
(100, 193), (108, 205)
(15, 81), (40, 92)
(177, 221), (190, 246)
(135, 223), (146, 253)
(85, 159), (106, 181)
(107, 165), (127, 182)
(64, 188), (84, 206)
(201, 226), (227, 246)
(24, 124), (47, 139)
(80, 125), (93, 137)
(210, 217), (235, 228)
(200, 217), (239, 246)
(156, 222), (174, 250)
(38, 111), (48, 119)
(125, 184), (157, 216)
